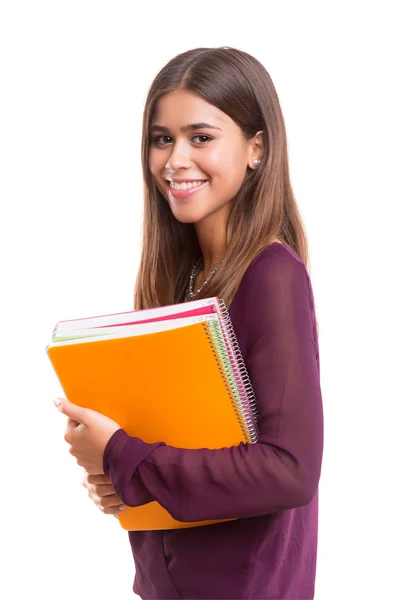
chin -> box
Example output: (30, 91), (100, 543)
(171, 211), (205, 224)
(167, 201), (207, 223)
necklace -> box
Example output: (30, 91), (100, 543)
(185, 255), (225, 301)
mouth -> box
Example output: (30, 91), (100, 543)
(166, 179), (209, 200)
(167, 179), (208, 191)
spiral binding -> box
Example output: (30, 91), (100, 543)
(215, 298), (259, 441)
(203, 319), (248, 437)
(202, 321), (252, 444)
(202, 298), (259, 443)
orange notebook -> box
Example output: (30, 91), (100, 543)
(46, 297), (258, 531)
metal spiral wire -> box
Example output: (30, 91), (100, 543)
(206, 320), (248, 428)
(201, 322), (252, 444)
(213, 299), (259, 443)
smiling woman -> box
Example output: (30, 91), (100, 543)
(136, 47), (310, 311)
(85, 46), (323, 600)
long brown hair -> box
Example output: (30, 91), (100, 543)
(134, 47), (310, 311)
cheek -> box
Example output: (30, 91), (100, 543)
(205, 142), (247, 181)
(148, 150), (163, 179)
(204, 145), (225, 176)
(206, 150), (247, 193)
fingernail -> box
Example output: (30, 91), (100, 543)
(119, 505), (127, 511)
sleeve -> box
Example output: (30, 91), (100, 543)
(103, 251), (324, 522)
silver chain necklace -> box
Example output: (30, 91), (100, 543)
(185, 255), (225, 301)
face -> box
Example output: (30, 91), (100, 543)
(148, 90), (262, 224)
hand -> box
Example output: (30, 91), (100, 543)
(82, 472), (127, 515)
(55, 397), (121, 474)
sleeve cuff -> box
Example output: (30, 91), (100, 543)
(102, 429), (165, 507)
(103, 428), (127, 475)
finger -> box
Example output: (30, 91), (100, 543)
(65, 417), (80, 436)
(84, 480), (116, 497)
(55, 397), (89, 426)
(85, 483), (126, 514)
(96, 494), (127, 511)
(97, 504), (127, 515)
(97, 494), (124, 508)
(84, 473), (111, 486)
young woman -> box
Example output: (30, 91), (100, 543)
(57, 46), (324, 599)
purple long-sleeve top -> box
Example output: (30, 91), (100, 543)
(103, 242), (324, 599)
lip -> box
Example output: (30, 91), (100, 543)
(167, 180), (209, 199)
(166, 178), (207, 183)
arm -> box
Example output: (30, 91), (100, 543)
(103, 250), (324, 522)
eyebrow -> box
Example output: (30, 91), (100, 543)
(150, 122), (223, 133)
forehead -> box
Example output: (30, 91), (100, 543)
(152, 90), (233, 128)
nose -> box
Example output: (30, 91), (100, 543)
(164, 139), (192, 171)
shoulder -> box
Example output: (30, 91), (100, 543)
(229, 243), (317, 357)
(242, 243), (309, 289)
(230, 242), (314, 320)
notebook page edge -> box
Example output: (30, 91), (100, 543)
(56, 297), (218, 331)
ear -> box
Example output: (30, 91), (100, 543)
(248, 130), (265, 169)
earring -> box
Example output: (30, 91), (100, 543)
(253, 158), (261, 166)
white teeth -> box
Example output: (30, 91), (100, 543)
(169, 180), (206, 191)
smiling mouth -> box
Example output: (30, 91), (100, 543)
(167, 180), (208, 191)
(166, 179), (209, 199)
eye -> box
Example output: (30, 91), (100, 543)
(150, 134), (213, 146)
(150, 135), (173, 145)
(192, 135), (213, 144)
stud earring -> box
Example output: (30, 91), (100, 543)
(253, 158), (261, 166)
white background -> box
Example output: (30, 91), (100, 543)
(1, 1), (399, 598)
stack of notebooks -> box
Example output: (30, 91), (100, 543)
(46, 296), (259, 531)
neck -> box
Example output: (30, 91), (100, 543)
(194, 208), (228, 276)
